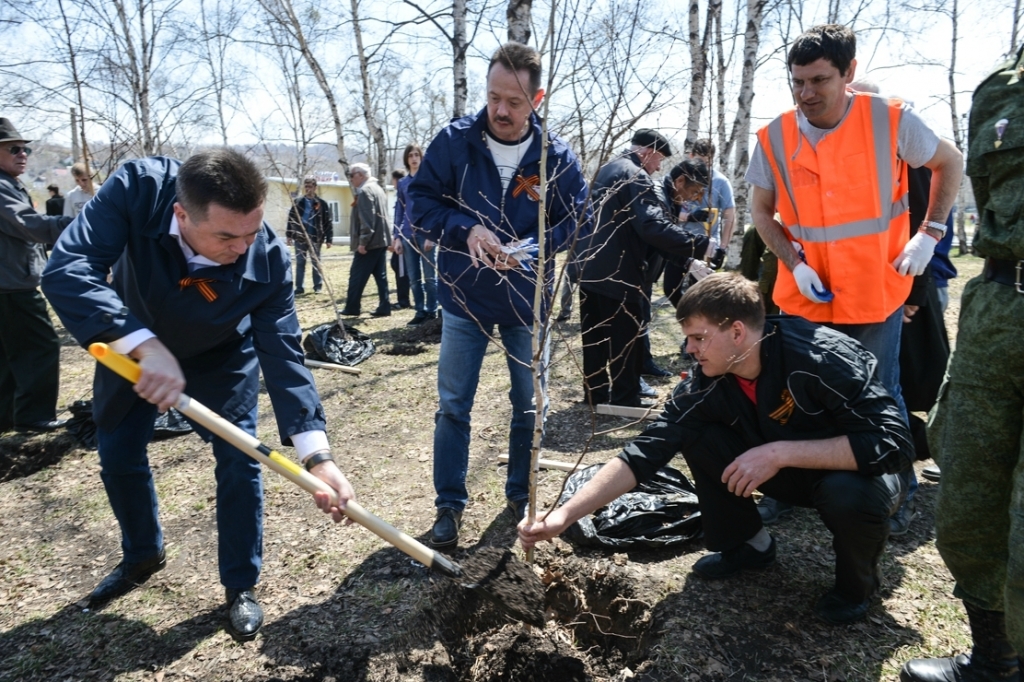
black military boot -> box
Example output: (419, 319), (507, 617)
(900, 602), (1021, 681)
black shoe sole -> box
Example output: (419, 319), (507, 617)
(226, 623), (261, 642)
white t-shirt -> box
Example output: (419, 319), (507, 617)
(745, 95), (940, 191)
(63, 186), (95, 218)
(486, 131), (533, 193)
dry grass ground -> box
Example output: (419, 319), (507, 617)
(0, 246), (984, 681)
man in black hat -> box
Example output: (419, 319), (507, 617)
(0, 118), (71, 433)
(576, 129), (710, 407)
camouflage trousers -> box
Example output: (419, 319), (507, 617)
(929, 276), (1024, 652)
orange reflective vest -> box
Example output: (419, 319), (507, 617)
(757, 93), (912, 324)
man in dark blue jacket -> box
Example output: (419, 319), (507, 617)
(41, 150), (355, 641)
(408, 41), (591, 548)
(521, 274), (913, 625)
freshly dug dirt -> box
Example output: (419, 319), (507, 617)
(456, 547), (546, 627)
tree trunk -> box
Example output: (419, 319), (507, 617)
(453, 0), (468, 117)
(507, 0), (532, 44)
(350, 0), (387, 178)
(726, 0), (766, 230)
(684, 0), (706, 149)
(947, 0), (969, 255)
(1012, 0), (1021, 53)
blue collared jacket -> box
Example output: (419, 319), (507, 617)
(408, 108), (591, 326)
(41, 157), (326, 440)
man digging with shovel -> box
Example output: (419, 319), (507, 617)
(42, 149), (356, 641)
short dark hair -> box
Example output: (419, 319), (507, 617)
(176, 149), (267, 221)
(788, 24), (856, 75)
(402, 143), (422, 171)
(676, 273), (765, 332)
(47, 183), (59, 193)
(690, 138), (715, 161)
(488, 42), (542, 95)
(669, 158), (710, 188)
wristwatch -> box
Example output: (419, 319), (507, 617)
(920, 220), (948, 238)
(304, 451), (335, 471)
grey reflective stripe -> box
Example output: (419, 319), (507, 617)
(770, 97), (905, 242)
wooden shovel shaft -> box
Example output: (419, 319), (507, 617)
(87, 343), (460, 578)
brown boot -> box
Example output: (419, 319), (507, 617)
(900, 602), (1021, 681)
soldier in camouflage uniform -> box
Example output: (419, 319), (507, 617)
(900, 46), (1024, 682)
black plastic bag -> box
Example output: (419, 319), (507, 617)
(64, 400), (192, 449)
(559, 463), (702, 550)
(152, 407), (194, 440)
(303, 323), (375, 366)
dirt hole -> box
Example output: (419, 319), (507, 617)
(383, 343), (427, 356)
(306, 549), (657, 681)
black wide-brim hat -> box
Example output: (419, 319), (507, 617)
(631, 128), (673, 157)
(0, 118), (31, 145)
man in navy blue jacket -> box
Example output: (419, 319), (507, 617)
(408, 41), (591, 548)
(41, 150), (355, 641)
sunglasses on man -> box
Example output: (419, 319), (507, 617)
(6, 145), (32, 156)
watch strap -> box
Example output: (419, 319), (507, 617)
(304, 451), (335, 471)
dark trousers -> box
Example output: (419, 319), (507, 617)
(0, 290), (61, 430)
(344, 247), (389, 314)
(97, 398), (263, 588)
(580, 287), (644, 405)
(390, 251), (410, 307)
(294, 240), (322, 292)
(663, 261), (686, 309)
(683, 424), (904, 602)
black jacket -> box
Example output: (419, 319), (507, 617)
(619, 316), (915, 484)
(286, 195), (333, 246)
(578, 152), (707, 301)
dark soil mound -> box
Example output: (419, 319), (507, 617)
(0, 432), (79, 481)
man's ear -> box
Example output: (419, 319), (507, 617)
(843, 59), (858, 84)
(532, 88), (545, 109)
(172, 202), (189, 225)
(731, 320), (746, 343)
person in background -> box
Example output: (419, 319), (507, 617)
(388, 169), (412, 311)
(285, 176), (333, 295)
(341, 163), (392, 318)
(64, 161), (96, 219)
(0, 118), (72, 434)
(394, 146), (439, 325)
(45, 184), (64, 216)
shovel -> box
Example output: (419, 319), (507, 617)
(87, 343), (544, 626)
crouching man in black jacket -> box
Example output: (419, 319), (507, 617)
(520, 273), (913, 625)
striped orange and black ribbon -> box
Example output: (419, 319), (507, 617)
(512, 174), (540, 201)
(179, 277), (218, 302)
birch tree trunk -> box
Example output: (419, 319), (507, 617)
(507, 0), (532, 44)
(946, 0), (970, 255)
(256, 0), (349, 174)
(453, 0), (468, 117)
(350, 0), (387, 178)
(725, 0), (766, 229)
(684, 0), (706, 149)
(56, 0), (92, 176)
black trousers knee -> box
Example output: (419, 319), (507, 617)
(682, 424), (905, 602)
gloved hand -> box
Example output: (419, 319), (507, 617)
(687, 259), (715, 281)
(709, 247), (727, 270)
(793, 263), (831, 304)
(893, 231), (938, 276)
(690, 208), (710, 223)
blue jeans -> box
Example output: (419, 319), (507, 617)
(402, 235), (437, 314)
(97, 398), (264, 589)
(828, 307), (918, 501)
(294, 240), (322, 292)
(433, 312), (549, 510)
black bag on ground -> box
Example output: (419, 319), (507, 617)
(65, 400), (192, 449)
(303, 323), (375, 366)
(559, 463), (702, 550)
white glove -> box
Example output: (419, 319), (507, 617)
(793, 262), (829, 304)
(893, 231), (938, 277)
(704, 237), (720, 260)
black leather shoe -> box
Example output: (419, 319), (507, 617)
(429, 508), (462, 548)
(225, 588), (263, 641)
(757, 496), (794, 525)
(890, 498), (919, 537)
(15, 419), (68, 433)
(922, 465), (941, 482)
(641, 361), (673, 378)
(900, 654), (1021, 682)
(814, 589), (870, 625)
(507, 498), (529, 523)
(693, 537), (776, 579)
(87, 550), (166, 607)
(339, 308), (360, 316)
(639, 378), (658, 398)
(370, 308), (391, 318)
